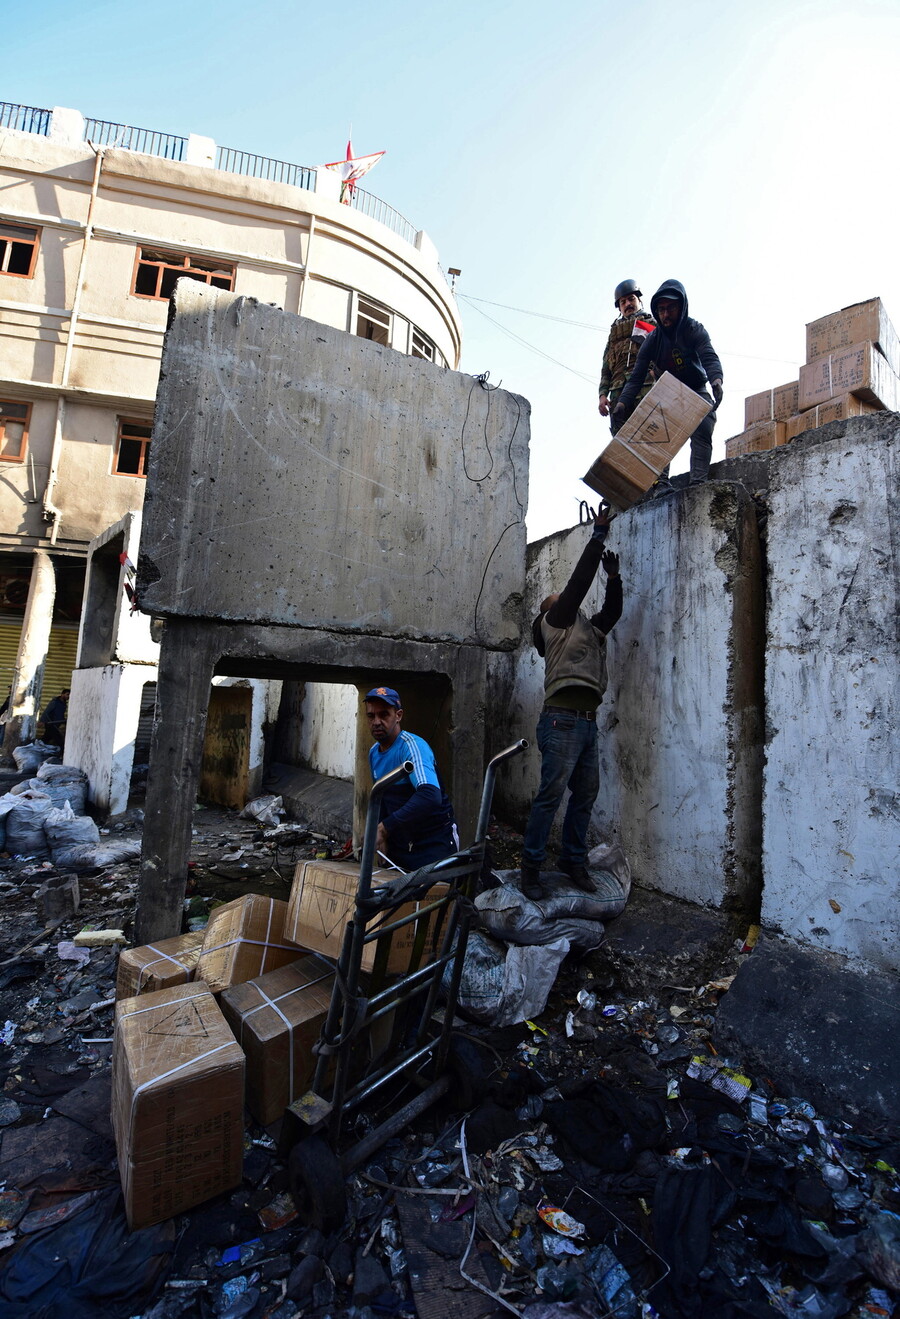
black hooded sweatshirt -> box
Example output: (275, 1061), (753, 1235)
(616, 279), (723, 417)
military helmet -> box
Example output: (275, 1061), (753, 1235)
(614, 279), (641, 308)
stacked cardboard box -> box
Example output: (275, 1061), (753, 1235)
(112, 982), (245, 1228)
(116, 931), (204, 1000)
(727, 298), (898, 459)
(196, 894), (304, 993)
(583, 372), (712, 508)
(219, 955), (335, 1124)
(285, 860), (448, 975)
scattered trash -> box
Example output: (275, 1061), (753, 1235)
(239, 795), (284, 827)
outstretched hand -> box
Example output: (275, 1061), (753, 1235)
(594, 504), (612, 534)
(602, 549), (620, 577)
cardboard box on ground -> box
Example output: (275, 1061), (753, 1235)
(744, 382), (799, 428)
(115, 931), (204, 1000)
(798, 341), (899, 412)
(725, 421), (787, 459)
(196, 894), (303, 993)
(219, 956), (336, 1126)
(784, 394), (880, 442)
(112, 983), (245, 1229)
(583, 372), (712, 509)
(286, 859), (449, 975)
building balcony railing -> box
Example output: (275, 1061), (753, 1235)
(0, 101), (427, 255)
(214, 145), (315, 193)
(83, 118), (187, 160)
(0, 102), (51, 135)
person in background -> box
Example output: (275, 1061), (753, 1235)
(40, 688), (70, 749)
(598, 278), (656, 434)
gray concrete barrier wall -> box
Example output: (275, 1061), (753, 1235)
(762, 415), (899, 971)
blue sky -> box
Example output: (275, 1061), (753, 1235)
(6, 0), (900, 536)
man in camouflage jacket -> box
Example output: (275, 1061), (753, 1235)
(598, 280), (656, 434)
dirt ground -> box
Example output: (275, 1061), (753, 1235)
(0, 801), (897, 1319)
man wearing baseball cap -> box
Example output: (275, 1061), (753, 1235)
(364, 687), (458, 870)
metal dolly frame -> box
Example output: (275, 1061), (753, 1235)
(286, 739), (526, 1228)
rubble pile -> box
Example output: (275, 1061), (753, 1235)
(0, 804), (896, 1318)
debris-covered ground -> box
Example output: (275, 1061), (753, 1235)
(0, 791), (897, 1319)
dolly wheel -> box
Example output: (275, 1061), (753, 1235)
(446, 1034), (493, 1110)
(288, 1135), (347, 1233)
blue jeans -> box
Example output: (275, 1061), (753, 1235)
(522, 709), (599, 870)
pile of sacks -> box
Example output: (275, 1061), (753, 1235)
(0, 756), (140, 870)
(453, 843), (631, 1028)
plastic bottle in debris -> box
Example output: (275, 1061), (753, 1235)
(584, 1244), (640, 1319)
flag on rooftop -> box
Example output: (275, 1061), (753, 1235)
(323, 139), (385, 204)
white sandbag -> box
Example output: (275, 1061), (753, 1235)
(51, 838), (141, 871)
(239, 794), (284, 827)
(11, 742), (59, 774)
(4, 789), (55, 858)
(448, 931), (572, 1027)
(44, 802), (101, 854)
(475, 884), (606, 953)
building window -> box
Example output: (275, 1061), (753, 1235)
(411, 328), (436, 362)
(356, 297), (391, 347)
(0, 222), (40, 279)
(0, 401), (30, 463)
(131, 248), (235, 301)
(114, 419), (152, 477)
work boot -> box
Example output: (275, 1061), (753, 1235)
(519, 864), (544, 901)
(559, 862), (595, 894)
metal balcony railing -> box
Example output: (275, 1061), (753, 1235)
(349, 188), (417, 246)
(0, 102), (51, 135)
(83, 118), (186, 160)
(215, 145), (315, 192)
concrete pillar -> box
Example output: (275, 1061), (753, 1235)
(2, 550), (57, 756)
(135, 619), (218, 942)
(185, 134), (216, 168)
(49, 107), (85, 145)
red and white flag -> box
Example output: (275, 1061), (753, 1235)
(630, 317), (655, 345)
(324, 139), (385, 204)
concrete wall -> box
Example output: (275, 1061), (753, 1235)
(761, 415), (899, 970)
(139, 283), (528, 650)
(298, 682), (356, 781)
(492, 482), (764, 910)
(66, 663), (157, 814)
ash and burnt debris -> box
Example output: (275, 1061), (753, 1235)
(0, 797), (895, 1318)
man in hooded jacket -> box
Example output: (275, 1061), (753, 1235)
(614, 279), (723, 487)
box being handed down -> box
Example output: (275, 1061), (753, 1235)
(116, 931), (204, 1001)
(112, 982), (245, 1229)
(196, 894), (303, 994)
(286, 860), (448, 975)
(219, 955), (335, 1125)
(583, 372), (713, 509)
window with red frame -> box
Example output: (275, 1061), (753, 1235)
(131, 247), (235, 301)
(114, 420), (152, 477)
(0, 401), (30, 463)
(0, 222), (40, 279)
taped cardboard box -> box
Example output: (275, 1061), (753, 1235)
(583, 372), (712, 509)
(806, 298), (900, 375)
(724, 420), (786, 459)
(286, 860), (448, 975)
(112, 982), (245, 1229)
(116, 931), (204, 1001)
(798, 341), (898, 413)
(743, 381), (799, 429)
(784, 393), (880, 442)
(220, 955), (335, 1125)
(197, 894), (303, 994)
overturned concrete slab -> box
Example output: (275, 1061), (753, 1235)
(138, 283), (528, 650)
(714, 932), (900, 1131)
(762, 415), (899, 972)
(265, 763), (353, 840)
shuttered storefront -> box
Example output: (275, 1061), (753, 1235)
(0, 621), (79, 712)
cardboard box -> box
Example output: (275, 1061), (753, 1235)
(583, 372), (712, 509)
(112, 982), (245, 1228)
(196, 895), (303, 994)
(784, 393), (880, 441)
(806, 298), (900, 375)
(743, 381), (799, 430)
(798, 341), (898, 413)
(116, 932), (204, 1001)
(724, 421), (786, 459)
(219, 956), (335, 1125)
(286, 860), (448, 975)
